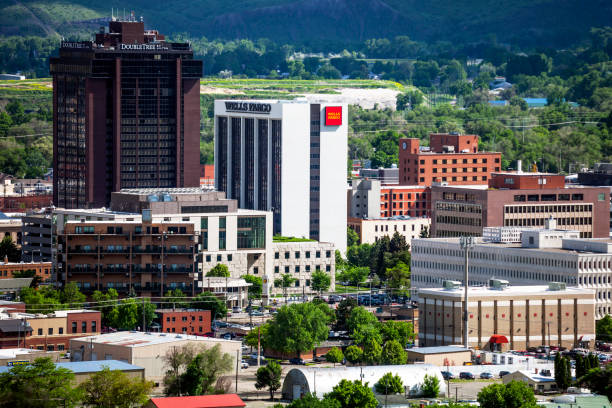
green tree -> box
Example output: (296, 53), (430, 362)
(91, 289), (118, 326)
(20, 286), (61, 314)
(193, 291), (227, 319)
(575, 354), (585, 379)
(78, 367), (153, 408)
(164, 288), (188, 308)
(255, 360), (282, 400)
(347, 226), (360, 247)
(347, 306), (378, 334)
(180, 344), (233, 395)
(344, 345), (363, 365)
(576, 365), (612, 399)
(381, 340), (407, 365)
(206, 263), (230, 277)
(280, 393), (341, 408)
(362, 337), (382, 365)
(596, 314), (612, 342)
(245, 324), (269, 349)
(554, 353), (571, 391)
(334, 297), (358, 331)
(265, 303), (331, 355)
(385, 262), (410, 294)
(421, 374), (440, 398)
(325, 347), (344, 367)
(274, 274), (295, 303)
(311, 271), (331, 295)
(324, 379), (378, 408)
(106, 298), (156, 330)
(379, 321), (415, 346)
(0, 357), (82, 408)
(374, 372), (403, 395)
(477, 381), (537, 408)
(60, 282), (86, 306)
(242, 274), (262, 298)
(5, 101), (28, 125)
(0, 236), (20, 262)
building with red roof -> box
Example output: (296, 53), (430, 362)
(145, 394), (246, 408)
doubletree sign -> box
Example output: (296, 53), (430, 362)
(325, 106), (342, 126)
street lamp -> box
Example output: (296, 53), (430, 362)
(459, 236), (475, 349)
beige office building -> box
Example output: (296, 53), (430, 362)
(70, 331), (241, 385)
(418, 281), (595, 351)
(348, 216), (430, 244)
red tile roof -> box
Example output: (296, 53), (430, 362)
(148, 394), (246, 408)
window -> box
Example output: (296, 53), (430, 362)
(59, 327), (63, 334)
(48, 328), (53, 335)
(38, 328), (43, 335)
(205, 255), (211, 262)
(598, 193), (605, 201)
(82, 322), (87, 333)
(72, 322), (77, 334)
(91, 321), (96, 332)
(326, 265), (331, 272)
(295, 252), (300, 259)
(316, 251), (321, 258)
(217, 255), (222, 262)
(528, 195), (539, 202)
(305, 251), (310, 258)
(295, 266), (300, 273)
(253, 267), (259, 274)
(227, 254), (232, 262)
(199, 315), (203, 321)
(274, 266), (279, 273)
(275, 252), (279, 259)
(326, 251), (331, 258)
(285, 252), (290, 259)
(285, 266), (290, 273)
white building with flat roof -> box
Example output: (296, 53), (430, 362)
(411, 233), (612, 319)
(214, 100), (347, 254)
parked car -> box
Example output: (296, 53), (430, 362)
(289, 357), (306, 365)
(222, 333), (235, 340)
(249, 311), (264, 317)
(232, 306), (242, 313)
(441, 371), (454, 380)
(479, 372), (493, 379)
(313, 356), (326, 363)
(499, 371), (510, 378)
(64, 351), (71, 359)
(240, 361), (249, 369)
(459, 372), (475, 380)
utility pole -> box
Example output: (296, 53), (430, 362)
(547, 321), (551, 359)
(257, 325), (261, 368)
(235, 349), (239, 393)
(460, 236), (475, 349)
(142, 297), (146, 332)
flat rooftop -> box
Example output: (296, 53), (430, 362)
(0, 348), (45, 358)
(72, 331), (240, 347)
(118, 187), (216, 195)
(406, 346), (470, 355)
(0, 360), (143, 374)
(418, 285), (594, 298)
(414, 237), (612, 254)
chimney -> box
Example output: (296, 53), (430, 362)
(3, 255), (7, 264)
(517, 160), (522, 174)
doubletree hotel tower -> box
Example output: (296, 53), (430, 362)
(214, 100), (348, 253)
(50, 17), (202, 208)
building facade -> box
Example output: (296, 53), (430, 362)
(418, 283), (596, 351)
(21, 215), (53, 262)
(50, 18), (202, 208)
(411, 232), (612, 319)
(271, 241), (336, 296)
(349, 179), (430, 219)
(59, 220), (197, 296)
(431, 173), (610, 238)
(155, 309), (211, 335)
(398, 133), (501, 186)
(348, 216), (430, 244)
(214, 100), (347, 253)
(0, 218), (21, 247)
(0, 260), (52, 281)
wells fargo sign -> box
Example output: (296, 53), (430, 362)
(325, 106), (342, 126)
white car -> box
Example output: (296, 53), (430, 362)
(241, 361), (249, 369)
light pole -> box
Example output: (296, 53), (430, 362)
(459, 236), (475, 349)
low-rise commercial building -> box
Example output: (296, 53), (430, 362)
(502, 370), (557, 394)
(0, 217), (21, 247)
(198, 277), (251, 309)
(348, 179), (431, 219)
(0, 348), (60, 365)
(156, 309), (212, 335)
(270, 240), (335, 296)
(348, 216), (430, 244)
(411, 228), (612, 318)
(418, 281), (596, 351)
(0, 309), (101, 351)
(70, 331), (241, 385)
(431, 171), (609, 238)
(0, 259), (52, 281)
(405, 346), (472, 366)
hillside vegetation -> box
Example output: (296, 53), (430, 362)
(0, 0), (610, 47)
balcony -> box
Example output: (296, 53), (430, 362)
(68, 247), (98, 254)
(164, 247), (193, 254)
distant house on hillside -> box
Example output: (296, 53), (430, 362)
(523, 97), (548, 108)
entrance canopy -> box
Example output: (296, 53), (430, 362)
(489, 334), (509, 344)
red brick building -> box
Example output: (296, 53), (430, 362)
(380, 185), (431, 217)
(0, 195), (52, 212)
(156, 309), (211, 335)
(398, 133), (502, 186)
(431, 172), (610, 238)
(0, 259), (52, 280)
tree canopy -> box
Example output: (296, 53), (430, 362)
(265, 303), (332, 354)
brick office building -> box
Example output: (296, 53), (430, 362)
(0, 259), (52, 280)
(50, 17), (202, 208)
(156, 309), (211, 335)
(59, 220), (197, 296)
(431, 172), (610, 238)
(398, 133), (502, 186)
(418, 281), (596, 351)
(349, 180), (431, 218)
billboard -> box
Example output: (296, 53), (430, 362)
(325, 106), (342, 126)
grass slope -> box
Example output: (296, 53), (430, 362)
(0, 0), (609, 47)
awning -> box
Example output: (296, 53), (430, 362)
(489, 334), (509, 344)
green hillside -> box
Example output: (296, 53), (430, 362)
(0, 0), (610, 47)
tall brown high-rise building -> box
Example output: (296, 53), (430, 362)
(50, 17), (202, 208)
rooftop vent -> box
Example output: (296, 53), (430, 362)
(443, 280), (462, 290)
(489, 278), (509, 290)
(548, 282), (566, 291)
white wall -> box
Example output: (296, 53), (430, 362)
(319, 103), (348, 254)
(280, 103), (310, 239)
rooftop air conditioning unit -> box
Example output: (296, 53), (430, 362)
(442, 280), (462, 290)
(489, 278), (509, 289)
(548, 282), (566, 291)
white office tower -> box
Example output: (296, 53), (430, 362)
(214, 100), (347, 253)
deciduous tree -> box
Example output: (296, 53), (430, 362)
(78, 367), (153, 408)
(375, 372), (403, 395)
(255, 360), (282, 400)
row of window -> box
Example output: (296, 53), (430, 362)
(505, 204), (592, 213)
(374, 223), (426, 233)
(513, 194), (588, 202)
(165, 315), (205, 322)
(34, 321), (97, 336)
(274, 250), (332, 260)
(274, 265), (331, 273)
